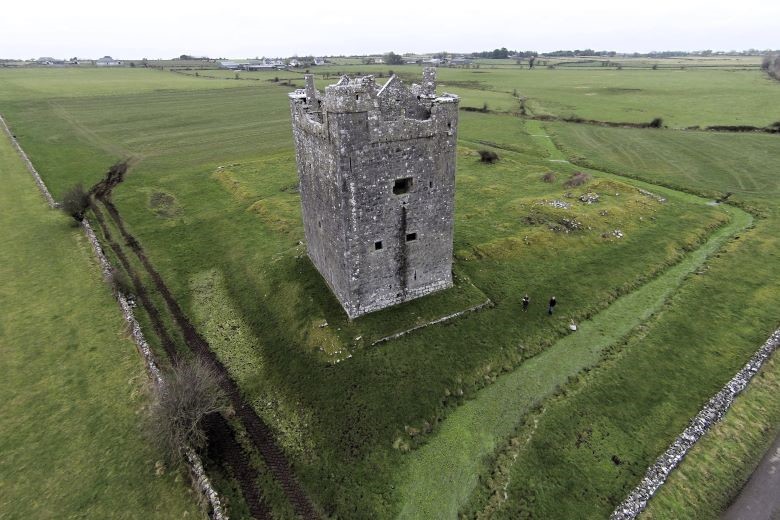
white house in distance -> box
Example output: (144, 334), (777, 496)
(96, 56), (121, 67)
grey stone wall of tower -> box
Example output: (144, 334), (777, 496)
(289, 68), (459, 318)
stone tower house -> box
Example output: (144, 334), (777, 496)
(289, 68), (459, 318)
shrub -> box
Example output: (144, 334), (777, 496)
(60, 183), (90, 221)
(542, 172), (557, 183)
(147, 357), (227, 464)
(108, 267), (134, 297)
(478, 150), (499, 163)
(649, 117), (664, 128)
(563, 171), (591, 188)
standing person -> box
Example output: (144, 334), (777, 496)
(548, 296), (557, 315)
(522, 294), (530, 312)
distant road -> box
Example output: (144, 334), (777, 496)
(722, 430), (780, 520)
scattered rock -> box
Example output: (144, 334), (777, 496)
(579, 192), (600, 204)
(549, 199), (571, 209)
(637, 187), (667, 203)
(319, 321), (328, 328)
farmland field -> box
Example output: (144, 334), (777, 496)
(1, 57), (778, 519)
(0, 115), (200, 519)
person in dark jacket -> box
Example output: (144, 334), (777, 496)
(548, 296), (557, 315)
(522, 294), (530, 312)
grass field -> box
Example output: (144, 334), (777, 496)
(1, 59), (778, 519)
(0, 121), (200, 518)
(462, 124), (780, 519)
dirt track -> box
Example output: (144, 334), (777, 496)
(204, 413), (272, 519)
(93, 191), (318, 519)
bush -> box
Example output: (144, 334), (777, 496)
(649, 117), (664, 128)
(542, 172), (557, 183)
(108, 267), (134, 297)
(478, 150), (499, 163)
(147, 357), (228, 464)
(563, 171), (591, 188)
(60, 183), (90, 221)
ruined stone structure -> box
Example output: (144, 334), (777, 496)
(289, 68), (459, 318)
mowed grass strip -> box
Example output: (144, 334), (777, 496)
(0, 132), (200, 518)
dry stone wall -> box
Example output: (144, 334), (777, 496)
(612, 328), (780, 519)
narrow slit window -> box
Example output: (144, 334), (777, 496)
(393, 177), (413, 195)
(406, 232), (417, 242)
(374, 241), (383, 250)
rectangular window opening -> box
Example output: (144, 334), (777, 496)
(374, 240), (383, 250)
(406, 232), (417, 242)
(393, 177), (413, 195)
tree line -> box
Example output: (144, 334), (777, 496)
(762, 53), (780, 80)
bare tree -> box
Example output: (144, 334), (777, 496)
(147, 357), (228, 464)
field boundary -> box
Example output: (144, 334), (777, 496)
(371, 298), (494, 346)
(0, 114), (226, 520)
(612, 328), (780, 519)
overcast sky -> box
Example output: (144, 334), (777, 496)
(1, 0), (778, 59)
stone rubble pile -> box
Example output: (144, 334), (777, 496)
(579, 192), (600, 204)
(611, 328), (780, 520)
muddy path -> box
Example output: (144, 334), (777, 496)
(94, 196), (319, 519)
(204, 413), (273, 520)
(91, 203), (180, 362)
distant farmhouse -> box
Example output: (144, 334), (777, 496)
(220, 58), (286, 71)
(96, 56), (121, 67)
(35, 57), (77, 66)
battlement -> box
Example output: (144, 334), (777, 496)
(289, 68), (459, 318)
(290, 68), (458, 133)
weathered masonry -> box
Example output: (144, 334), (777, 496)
(289, 68), (459, 318)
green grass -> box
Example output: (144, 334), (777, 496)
(641, 350), (780, 520)
(0, 125), (200, 518)
(301, 61), (780, 127)
(395, 129), (752, 518)
(461, 124), (780, 519)
(2, 64), (777, 519)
